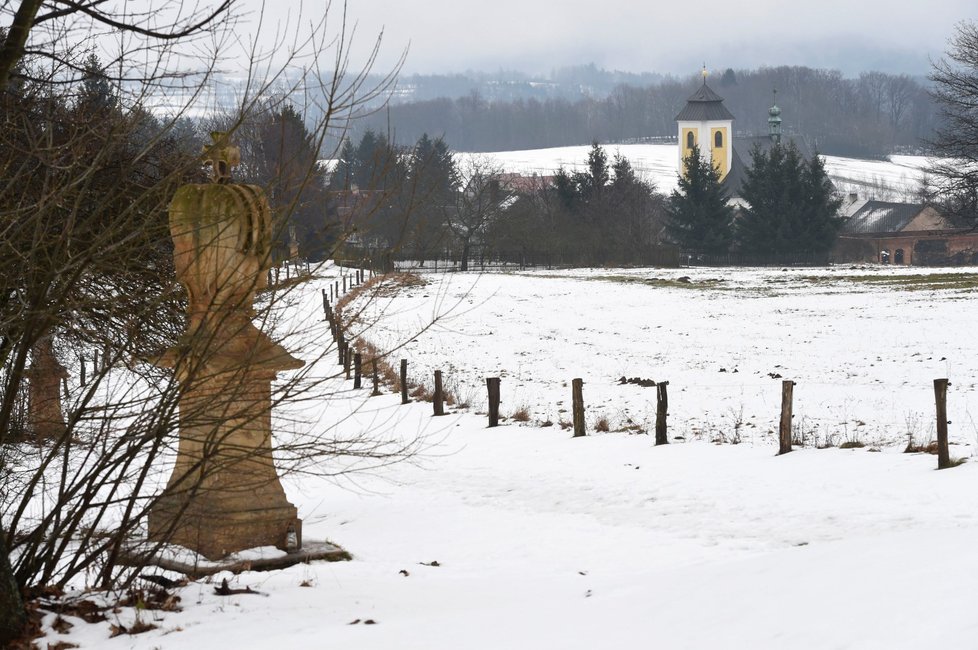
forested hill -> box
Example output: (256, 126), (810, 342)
(353, 66), (936, 159)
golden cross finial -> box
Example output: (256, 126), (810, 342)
(702, 63), (708, 81)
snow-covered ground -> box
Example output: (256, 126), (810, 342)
(357, 265), (978, 452)
(458, 144), (933, 199)
(42, 265), (978, 649)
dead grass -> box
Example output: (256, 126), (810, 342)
(510, 406), (531, 422)
(335, 271), (427, 314)
(410, 384), (433, 401)
(905, 440), (939, 454)
(594, 416), (610, 433)
(839, 440), (866, 449)
(350, 338), (402, 393)
(333, 271), (433, 399)
(800, 272), (978, 291)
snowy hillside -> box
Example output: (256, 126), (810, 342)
(41, 265), (978, 649)
(459, 144), (932, 199)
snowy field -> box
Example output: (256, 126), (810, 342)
(43, 264), (978, 649)
(357, 265), (978, 452)
(459, 144), (932, 199)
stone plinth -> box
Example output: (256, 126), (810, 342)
(148, 153), (305, 560)
(26, 336), (68, 441)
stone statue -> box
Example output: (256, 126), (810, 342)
(149, 133), (304, 559)
(26, 336), (68, 441)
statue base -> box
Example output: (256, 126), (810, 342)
(149, 494), (301, 561)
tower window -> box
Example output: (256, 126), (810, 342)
(686, 132), (695, 149)
(714, 131), (723, 148)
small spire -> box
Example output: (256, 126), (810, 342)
(768, 88), (783, 144)
(701, 63), (708, 83)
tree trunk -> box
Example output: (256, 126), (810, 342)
(0, 527), (25, 646)
(460, 241), (470, 272)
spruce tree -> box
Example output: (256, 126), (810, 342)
(407, 133), (457, 261)
(737, 142), (841, 255)
(666, 146), (734, 254)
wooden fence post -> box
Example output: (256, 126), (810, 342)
(337, 337), (345, 366)
(353, 353), (362, 389)
(486, 377), (501, 427)
(79, 354), (86, 387)
(343, 275), (347, 293)
(779, 380), (795, 455)
(655, 381), (669, 445)
(344, 347), (352, 379)
(334, 281), (339, 299)
(372, 359), (381, 396)
(321, 288), (328, 319)
(400, 359), (409, 404)
(934, 378), (951, 469)
(572, 378), (585, 437)
(433, 370), (445, 416)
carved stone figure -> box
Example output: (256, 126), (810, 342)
(148, 133), (304, 559)
(26, 336), (68, 441)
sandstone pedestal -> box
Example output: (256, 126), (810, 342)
(26, 336), (68, 442)
(149, 137), (305, 560)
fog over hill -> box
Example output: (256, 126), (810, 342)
(348, 65), (938, 158)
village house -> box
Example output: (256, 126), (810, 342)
(833, 195), (978, 265)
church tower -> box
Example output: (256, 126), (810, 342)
(675, 67), (734, 181)
(767, 89), (782, 144)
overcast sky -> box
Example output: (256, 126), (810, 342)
(234, 0), (978, 78)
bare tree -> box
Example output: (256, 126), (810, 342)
(445, 157), (507, 271)
(0, 2), (412, 644)
(929, 20), (978, 219)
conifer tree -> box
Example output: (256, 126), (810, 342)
(666, 146), (734, 254)
(737, 142), (841, 255)
(407, 133), (457, 261)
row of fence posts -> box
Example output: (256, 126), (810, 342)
(322, 277), (955, 469)
(322, 266), (379, 396)
(569, 378), (670, 445)
(266, 260), (314, 287)
(777, 377), (953, 469)
(76, 343), (112, 388)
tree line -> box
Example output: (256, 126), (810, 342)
(325, 130), (841, 267)
(353, 66), (936, 158)
(326, 131), (672, 268)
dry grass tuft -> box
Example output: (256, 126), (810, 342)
(905, 440), (939, 454)
(410, 384), (433, 401)
(594, 416), (610, 433)
(510, 406), (531, 422)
